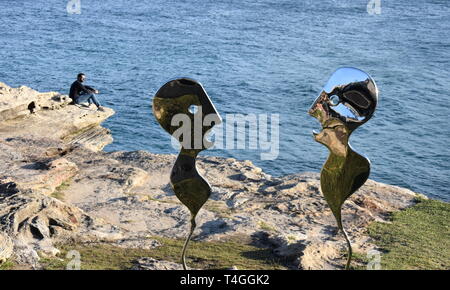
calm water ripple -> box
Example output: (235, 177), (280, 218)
(1, 0), (449, 200)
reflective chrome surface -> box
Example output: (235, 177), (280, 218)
(308, 67), (378, 269)
(309, 67), (378, 131)
(152, 78), (222, 270)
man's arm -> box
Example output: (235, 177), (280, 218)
(77, 82), (93, 94)
(84, 85), (99, 94)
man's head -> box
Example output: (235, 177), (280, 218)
(77, 73), (86, 82)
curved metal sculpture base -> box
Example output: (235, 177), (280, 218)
(342, 228), (352, 270)
(181, 217), (196, 270)
(171, 150), (211, 269)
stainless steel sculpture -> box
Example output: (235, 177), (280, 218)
(308, 67), (378, 269)
(152, 78), (222, 270)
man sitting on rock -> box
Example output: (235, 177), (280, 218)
(69, 73), (105, 111)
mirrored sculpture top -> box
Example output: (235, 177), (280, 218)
(309, 67), (378, 133)
(153, 78), (222, 269)
(153, 78), (221, 151)
(308, 67), (378, 269)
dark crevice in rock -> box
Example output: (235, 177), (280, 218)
(17, 218), (29, 231)
(28, 102), (36, 114)
(29, 224), (45, 240)
(21, 162), (49, 170)
(0, 182), (20, 195)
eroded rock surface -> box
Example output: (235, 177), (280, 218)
(0, 82), (421, 269)
(0, 82), (114, 151)
(0, 83), (120, 268)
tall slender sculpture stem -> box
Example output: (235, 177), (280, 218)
(343, 230), (352, 270)
(338, 220), (353, 270)
(181, 216), (196, 270)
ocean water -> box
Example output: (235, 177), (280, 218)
(1, 0), (449, 201)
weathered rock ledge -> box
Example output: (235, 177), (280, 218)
(0, 82), (422, 269)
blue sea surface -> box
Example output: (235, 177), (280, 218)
(1, 0), (449, 201)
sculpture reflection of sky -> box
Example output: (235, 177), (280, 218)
(323, 67), (375, 94)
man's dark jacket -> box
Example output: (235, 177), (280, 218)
(69, 80), (95, 103)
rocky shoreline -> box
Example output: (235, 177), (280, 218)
(0, 82), (422, 269)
